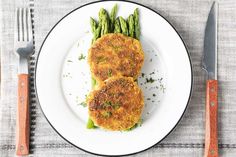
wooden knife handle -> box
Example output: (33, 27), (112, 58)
(16, 74), (29, 155)
(204, 80), (218, 157)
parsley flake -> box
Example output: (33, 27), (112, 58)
(78, 54), (86, 60)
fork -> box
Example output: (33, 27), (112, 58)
(14, 8), (33, 155)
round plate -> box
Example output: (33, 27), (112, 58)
(36, 1), (193, 156)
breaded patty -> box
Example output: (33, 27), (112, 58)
(88, 33), (144, 85)
(87, 76), (144, 131)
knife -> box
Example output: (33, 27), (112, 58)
(202, 2), (218, 157)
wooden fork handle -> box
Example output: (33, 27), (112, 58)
(16, 74), (29, 155)
(204, 80), (218, 157)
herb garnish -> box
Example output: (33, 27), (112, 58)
(146, 77), (155, 83)
(96, 56), (106, 64)
(102, 101), (120, 109)
(108, 69), (112, 77)
(160, 84), (166, 93)
(78, 54), (86, 60)
(113, 103), (121, 109)
(158, 78), (163, 82)
(150, 72), (155, 75)
(102, 111), (112, 118)
(79, 102), (87, 107)
(103, 101), (112, 108)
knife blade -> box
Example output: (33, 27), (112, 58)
(202, 2), (219, 157)
(202, 2), (218, 80)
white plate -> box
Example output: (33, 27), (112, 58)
(36, 1), (192, 156)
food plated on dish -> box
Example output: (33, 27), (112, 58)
(87, 76), (144, 131)
(36, 1), (192, 155)
(85, 5), (146, 131)
(88, 33), (144, 85)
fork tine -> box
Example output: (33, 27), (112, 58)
(21, 8), (25, 41)
(16, 8), (20, 41)
(18, 8), (23, 41)
(27, 8), (33, 41)
(22, 8), (27, 41)
(25, 8), (29, 41)
(14, 7), (34, 57)
(17, 8), (32, 42)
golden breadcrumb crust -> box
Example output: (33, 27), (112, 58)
(88, 33), (144, 85)
(87, 76), (144, 131)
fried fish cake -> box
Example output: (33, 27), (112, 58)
(88, 33), (144, 85)
(87, 76), (144, 131)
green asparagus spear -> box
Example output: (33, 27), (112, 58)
(109, 4), (118, 32)
(99, 8), (110, 36)
(114, 18), (121, 33)
(127, 14), (135, 38)
(98, 8), (104, 24)
(119, 16), (128, 36)
(92, 23), (101, 44)
(99, 8), (106, 36)
(90, 17), (97, 34)
(91, 77), (97, 88)
(99, 8), (106, 20)
(87, 118), (96, 129)
(134, 8), (140, 40)
(90, 17), (98, 44)
(103, 15), (109, 35)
